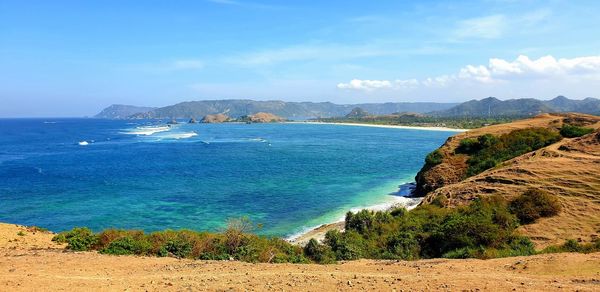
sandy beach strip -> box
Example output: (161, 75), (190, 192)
(286, 121), (468, 132)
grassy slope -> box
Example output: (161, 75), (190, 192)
(417, 113), (600, 247)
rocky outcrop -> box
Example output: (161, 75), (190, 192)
(241, 112), (285, 123)
(201, 114), (230, 123)
(345, 107), (370, 118)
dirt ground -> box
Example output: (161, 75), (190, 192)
(1, 223), (600, 291)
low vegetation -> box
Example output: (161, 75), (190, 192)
(456, 128), (562, 176)
(541, 239), (600, 254)
(509, 189), (562, 224)
(53, 218), (307, 263)
(51, 188), (598, 264)
(424, 149), (443, 168)
(317, 115), (517, 129)
(560, 124), (594, 138)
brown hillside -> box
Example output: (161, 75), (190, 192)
(415, 113), (600, 247)
(246, 112), (285, 123)
(201, 113), (230, 123)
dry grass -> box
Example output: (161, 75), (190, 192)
(419, 113), (600, 248)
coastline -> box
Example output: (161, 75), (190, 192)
(286, 121), (468, 132)
(287, 183), (423, 246)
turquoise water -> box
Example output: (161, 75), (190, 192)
(0, 119), (455, 237)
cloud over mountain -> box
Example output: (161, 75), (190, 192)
(337, 55), (600, 91)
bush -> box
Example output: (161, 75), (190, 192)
(100, 236), (151, 255)
(385, 232), (420, 260)
(509, 189), (561, 224)
(456, 138), (480, 154)
(224, 217), (253, 254)
(464, 128), (561, 176)
(345, 210), (391, 234)
(424, 149), (443, 167)
(53, 227), (97, 251)
(324, 230), (365, 260)
(304, 238), (336, 264)
(560, 124), (594, 138)
(53, 220), (307, 264)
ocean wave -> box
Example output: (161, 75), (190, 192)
(197, 138), (269, 144)
(153, 132), (198, 140)
(122, 125), (171, 136)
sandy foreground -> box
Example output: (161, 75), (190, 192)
(1, 223), (600, 291)
(286, 121), (468, 132)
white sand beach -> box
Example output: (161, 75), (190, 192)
(287, 121), (468, 132)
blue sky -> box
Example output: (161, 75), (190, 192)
(1, 0), (600, 117)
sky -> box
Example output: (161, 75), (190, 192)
(1, 0), (600, 117)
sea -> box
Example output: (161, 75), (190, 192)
(0, 119), (456, 237)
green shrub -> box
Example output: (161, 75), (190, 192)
(54, 220), (306, 264)
(560, 124), (594, 138)
(344, 210), (392, 234)
(53, 227), (98, 251)
(442, 246), (485, 259)
(465, 128), (561, 176)
(324, 230), (365, 260)
(424, 149), (443, 167)
(456, 138), (480, 154)
(540, 238), (600, 254)
(385, 232), (420, 260)
(100, 236), (151, 255)
(163, 237), (193, 258)
(304, 238), (336, 264)
(509, 189), (561, 224)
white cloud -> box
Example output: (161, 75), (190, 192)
(337, 79), (418, 91)
(337, 79), (392, 90)
(337, 55), (600, 91)
(452, 9), (551, 40)
(454, 14), (507, 39)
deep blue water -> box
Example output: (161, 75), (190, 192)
(0, 119), (455, 237)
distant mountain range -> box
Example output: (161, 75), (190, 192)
(95, 100), (458, 119)
(94, 104), (157, 119)
(95, 96), (600, 119)
(431, 96), (600, 117)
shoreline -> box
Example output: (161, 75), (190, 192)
(287, 183), (423, 246)
(286, 121), (468, 132)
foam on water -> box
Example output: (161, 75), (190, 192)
(153, 132), (198, 140)
(122, 125), (171, 136)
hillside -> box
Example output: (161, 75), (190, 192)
(96, 100), (458, 119)
(93, 104), (157, 119)
(433, 96), (600, 117)
(415, 113), (600, 247)
(96, 96), (600, 120)
(1, 223), (598, 291)
(239, 112), (285, 123)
